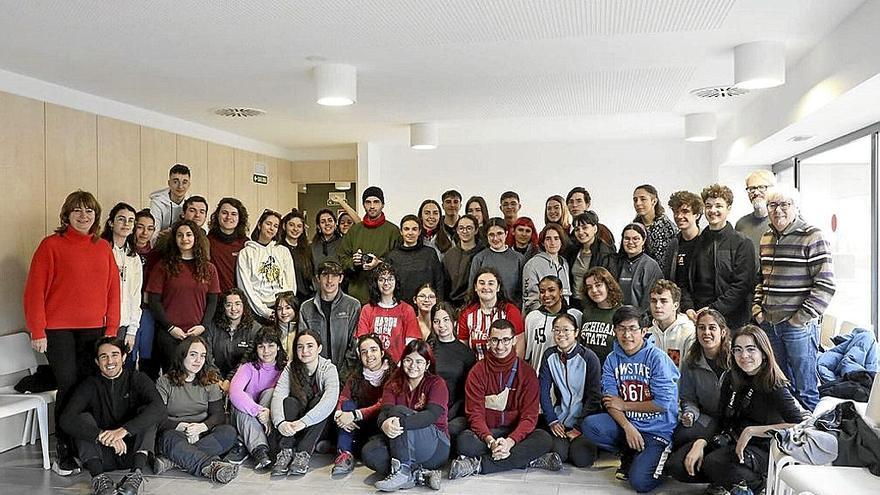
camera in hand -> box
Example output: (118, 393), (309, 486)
(362, 253), (375, 265)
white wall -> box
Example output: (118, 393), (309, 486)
(371, 139), (713, 238)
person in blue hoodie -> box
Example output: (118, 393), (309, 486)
(582, 305), (680, 493)
(538, 313), (602, 467)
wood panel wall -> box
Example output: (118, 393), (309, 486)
(0, 89), (315, 335)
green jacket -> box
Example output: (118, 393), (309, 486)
(337, 219), (400, 303)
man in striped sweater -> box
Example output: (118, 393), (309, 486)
(752, 184), (835, 411)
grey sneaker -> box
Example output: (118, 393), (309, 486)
(332, 450), (354, 476)
(414, 466), (442, 490)
(115, 469), (144, 495)
(150, 454), (176, 475)
(448, 455), (481, 480)
(90, 473), (116, 495)
(375, 459), (415, 492)
(271, 448), (294, 477)
(289, 451), (311, 476)
(200, 460), (239, 484)
(528, 452), (563, 471)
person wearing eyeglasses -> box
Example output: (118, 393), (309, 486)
(441, 215), (484, 307)
(385, 214), (445, 305)
(538, 314), (602, 468)
(581, 305), (679, 493)
(752, 184), (835, 411)
(450, 319), (561, 480)
(355, 264), (421, 362)
(735, 170), (777, 256)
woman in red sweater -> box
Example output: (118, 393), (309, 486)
(146, 219), (220, 374)
(23, 190), (121, 476)
(331, 334), (395, 476)
(355, 264), (421, 362)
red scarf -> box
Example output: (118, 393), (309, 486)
(485, 349), (517, 375)
(362, 212), (386, 228)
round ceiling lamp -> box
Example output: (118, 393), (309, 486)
(684, 113), (717, 142)
(410, 123), (438, 150)
(734, 41), (786, 89)
(313, 63), (357, 106)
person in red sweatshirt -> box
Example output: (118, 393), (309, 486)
(207, 197), (249, 292)
(23, 190), (121, 476)
(449, 319), (562, 478)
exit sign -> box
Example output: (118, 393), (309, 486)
(253, 174), (268, 184)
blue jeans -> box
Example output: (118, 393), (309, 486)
(128, 308), (155, 367)
(761, 319), (820, 411)
(582, 413), (671, 493)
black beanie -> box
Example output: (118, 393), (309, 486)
(362, 186), (385, 204)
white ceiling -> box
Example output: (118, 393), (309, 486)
(0, 0), (866, 148)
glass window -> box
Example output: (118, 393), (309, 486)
(798, 135), (873, 329)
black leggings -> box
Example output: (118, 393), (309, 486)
(273, 396), (329, 454)
(46, 328), (104, 448)
(457, 427), (553, 474)
(667, 440), (770, 490)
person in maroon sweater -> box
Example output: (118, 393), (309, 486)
(147, 219), (221, 374)
(450, 319), (562, 479)
(331, 334), (395, 476)
(23, 190), (121, 476)
(362, 339), (450, 491)
(207, 197), (249, 293)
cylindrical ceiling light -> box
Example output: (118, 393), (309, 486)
(410, 123), (438, 150)
(313, 63), (357, 106)
(734, 41), (785, 89)
(684, 113), (717, 142)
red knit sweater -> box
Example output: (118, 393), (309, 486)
(24, 228), (121, 339)
(464, 355), (539, 443)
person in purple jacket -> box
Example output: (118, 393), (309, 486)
(225, 328), (287, 470)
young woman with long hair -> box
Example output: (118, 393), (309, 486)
(564, 211), (617, 309)
(465, 196), (490, 240)
(273, 291), (300, 357)
(228, 327), (288, 471)
(632, 184), (678, 271)
(418, 199), (453, 259)
(362, 339), (450, 491)
(428, 302), (476, 437)
(130, 208), (159, 376)
(154, 336), (239, 484)
(101, 202), (143, 354)
(146, 219), (220, 373)
(355, 264), (421, 362)
(331, 334), (395, 476)
(522, 223), (572, 314)
(207, 197), (249, 292)
(206, 287), (262, 383)
(458, 267), (524, 360)
(386, 214), (445, 304)
(468, 217), (525, 306)
(237, 209), (295, 323)
(579, 267), (624, 364)
(543, 195), (572, 233)
(442, 214), (484, 307)
(279, 208), (316, 302)
(311, 208), (342, 267)
(413, 283), (438, 341)
(270, 329), (340, 477)
(24, 190), (121, 475)
(668, 325), (808, 494)
(616, 222), (663, 312)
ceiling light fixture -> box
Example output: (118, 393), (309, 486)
(734, 41), (785, 89)
(684, 113), (717, 142)
(410, 123), (438, 150)
(313, 63), (357, 106)
(334, 182), (352, 190)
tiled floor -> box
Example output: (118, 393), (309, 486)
(0, 438), (705, 494)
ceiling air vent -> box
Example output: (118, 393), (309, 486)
(213, 107), (266, 118)
(689, 86), (749, 99)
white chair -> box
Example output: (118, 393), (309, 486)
(0, 332), (55, 469)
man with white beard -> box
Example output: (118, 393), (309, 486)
(734, 170), (776, 255)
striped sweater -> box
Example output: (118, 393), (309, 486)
(752, 217), (835, 325)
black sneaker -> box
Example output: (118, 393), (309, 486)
(52, 442), (81, 477)
(200, 460), (239, 484)
(616, 452), (633, 481)
(271, 448), (294, 477)
(252, 445), (272, 471)
(528, 452), (563, 471)
(116, 469), (144, 495)
(150, 454), (176, 475)
(289, 451), (311, 476)
(448, 456), (481, 480)
(223, 441), (249, 465)
(90, 473), (116, 495)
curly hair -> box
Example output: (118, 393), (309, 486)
(701, 183), (734, 207)
(243, 326), (289, 372)
(649, 279), (682, 306)
(287, 329), (323, 404)
(347, 334), (394, 405)
(384, 339), (436, 396)
(279, 208), (314, 282)
(581, 266), (624, 308)
(668, 190), (704, 218)
(161, 219), (213, 283)
(100, 202), (138, 257)
(208, 197), (249, 240)
(368, 263), (402, 305)
(213, 287), (255, 331)
(166, 336), (221, 387)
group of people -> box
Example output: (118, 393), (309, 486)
(21, 163), (836, 495)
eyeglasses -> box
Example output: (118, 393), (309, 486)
(377, 276), (395, 284)
(457, 225), (475, 232)
(488, 336), (515, 346)
(416, 294), (436, 300)
(745, 185), (769, 194)
(767, 201), (793, 211)
(732, 345), (760, 356)
(402, 357), (427, 368)
(615, 325), (642, 335)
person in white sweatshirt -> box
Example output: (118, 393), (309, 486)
(149, 163), (191, 231)
(237, 209), (296, 322)
(100, 202), (143, 350)
(648, 279), (695, 368)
